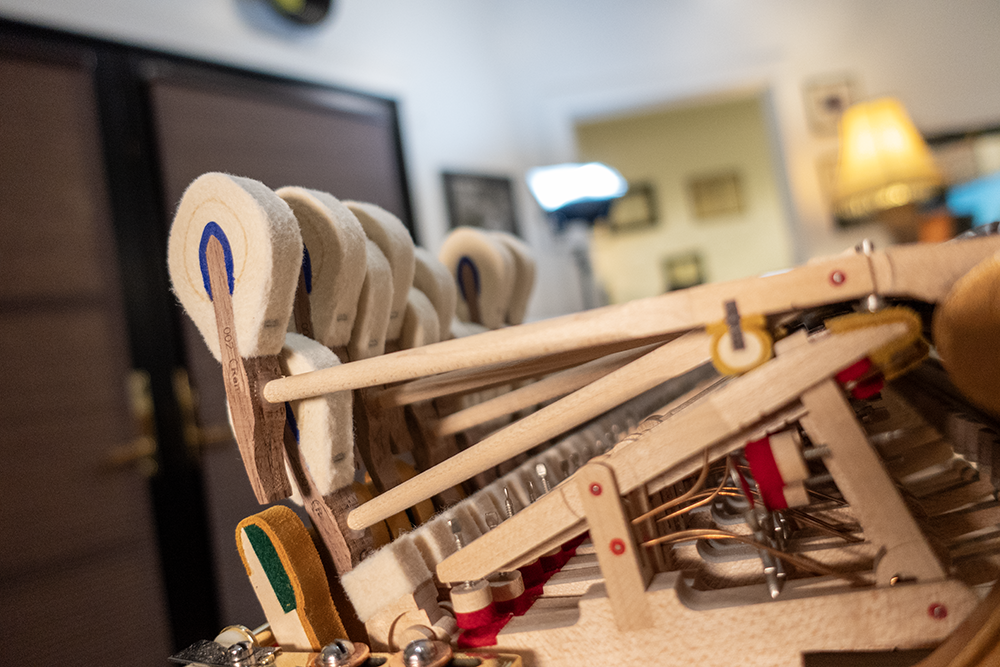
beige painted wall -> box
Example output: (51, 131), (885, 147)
(577, 94), (794, 304)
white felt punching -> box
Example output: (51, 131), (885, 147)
(279, 333), (355, 503)
(340, 533), (431, 622)
(439, 226), (515, 330)
(345, 202), (415, 342)
(275, 187), (368, 349)
(349, 239), (394, 361)
(400, 287), (441, 350)
(490, 232), (535, 325)
(412, 247), (458, 340)
(168, 173), (302, 361)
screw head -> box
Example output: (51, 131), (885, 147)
(226, 641), (253, 665)
(590, 483), (602, 496)
(929, 603), (948, 620)
(610, 538), (626, 555)
(830, 270), (846, 286)
(403, 639), (446, 667)
(313, 640), (356, 667)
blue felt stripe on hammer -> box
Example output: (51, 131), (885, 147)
(199, 221), (235, 299)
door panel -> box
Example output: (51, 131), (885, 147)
(0, 49), (172, 665)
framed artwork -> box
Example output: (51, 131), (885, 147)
(662, 251), (706, 292)
(803, 75), (859, 136)
(442, 171), (519, 235)
(606, 182), (658, 232)
(688, 170), (744, 219)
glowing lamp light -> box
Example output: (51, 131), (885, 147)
(526, 162), (628, 212)
(834, 97), (943, 220)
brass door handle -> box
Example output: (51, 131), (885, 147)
(103, 369), (159, 477)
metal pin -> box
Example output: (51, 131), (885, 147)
(802, 445), (831, 461)
(503, 486), (515, 519)
(536, 463), (550, 494)
(485, 511), (500, 530)
(448, 518), (464, 551)
(527, 479), (537, 503)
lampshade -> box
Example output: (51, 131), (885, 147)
(834, 97), (943, 219)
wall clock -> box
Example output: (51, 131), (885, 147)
(267, 0), (333, 25)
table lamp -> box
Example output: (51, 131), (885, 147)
(834, 97), (944, 241)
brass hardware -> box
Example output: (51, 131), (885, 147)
(173, 368), (236, 453)
(103, 369), (159, 477)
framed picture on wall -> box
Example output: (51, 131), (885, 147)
(443, 171), (519, 235)
(803, 74), (859, 136)
(606, 182), (658, 232)
(688, 170), (744, 219)
(662, 251), (706, 291)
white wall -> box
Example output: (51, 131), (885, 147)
(3, 0), (1000, 317)
(487, 0), (1000, 263)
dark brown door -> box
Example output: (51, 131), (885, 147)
(0, 48), (173, 665)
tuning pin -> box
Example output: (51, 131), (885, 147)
(485, 511), (501, 530)
(527, 479), (537, 503)
(503, 487), (515, 519)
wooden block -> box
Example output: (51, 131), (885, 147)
(575, 462), (652, 631)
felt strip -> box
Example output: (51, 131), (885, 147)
(455, 603), (499, 630)
(244, 524), (297, 612)
(744, 436), (788, 511)
(457, 544), (580, 649)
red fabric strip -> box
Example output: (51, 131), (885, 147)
(744, 437), (788, 511)
(457, 543), (581, 649)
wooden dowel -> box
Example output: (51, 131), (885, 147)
(347, 331), (713, 530)
(377, 335), (671, 409)
(433, 344), (658, 437)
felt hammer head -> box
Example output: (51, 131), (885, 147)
(490, 231), (536, 325)
(168, 173), (302, 361)
(439, 226), (515, 330)
(349, 239), (394, 361)
(413, 246), (458, 340)
(276, 187), (368, 349)
(346, 202), (415, 341)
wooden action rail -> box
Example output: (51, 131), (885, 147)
(263, 238), (1000, 402)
